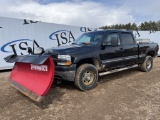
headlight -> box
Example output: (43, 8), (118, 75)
(57, 55), (71, 66)
(58, 55), (71, 61)
(34, 47), (44, 55)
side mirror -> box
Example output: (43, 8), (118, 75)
(111, 37), (118, 46)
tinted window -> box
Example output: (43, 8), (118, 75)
(121, 33), (134, 45)
(104, 33), (121, 45)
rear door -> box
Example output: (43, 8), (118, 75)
(120, 32), (138, 65)
(100, 32), (124, 69)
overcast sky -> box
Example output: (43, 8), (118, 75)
(0, 0), (159, 27)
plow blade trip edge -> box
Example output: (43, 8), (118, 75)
(8, 56), (54, 102)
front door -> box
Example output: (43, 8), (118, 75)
(100, 32), (124, 70)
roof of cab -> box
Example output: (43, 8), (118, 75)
(87, 29), (133, 33)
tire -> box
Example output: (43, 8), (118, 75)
(74, 64), (98, 91)
(139, 56), (153, 72)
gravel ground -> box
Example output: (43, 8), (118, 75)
(0, 58), (160, 120)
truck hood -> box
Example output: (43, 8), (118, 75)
(45, 44), (95, 55)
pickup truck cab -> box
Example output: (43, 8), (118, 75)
(44, 30), (159, 90)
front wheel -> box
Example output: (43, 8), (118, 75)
(139, 56), (153, 72)
(74, 64), (98, 91)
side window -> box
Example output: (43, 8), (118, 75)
(121, 33), (134, 45)
(93, 35), (102, 41)
(105, 33), (121, 45)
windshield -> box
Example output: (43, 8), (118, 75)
(73, 31), (104, 45)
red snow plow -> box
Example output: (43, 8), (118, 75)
(4, 55), (55, 102)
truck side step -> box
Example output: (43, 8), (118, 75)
(99, 65), (138, 76)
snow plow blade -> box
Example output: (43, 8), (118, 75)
(4, 55), (54, 102)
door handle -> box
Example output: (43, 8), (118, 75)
(119, 48), (123, 52)
(115, 48), (123, 53)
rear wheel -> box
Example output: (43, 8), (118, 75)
(75, 64), (98, 91)
(139, 56), (153, 72)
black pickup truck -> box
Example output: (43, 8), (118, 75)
(42, 30), (159, 90)
(5, 30), (159, 91)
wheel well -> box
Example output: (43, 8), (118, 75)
(76, 58), (100, 70)
(147, 51), (155, 57)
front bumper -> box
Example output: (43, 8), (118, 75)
(54, 64), (76, 81)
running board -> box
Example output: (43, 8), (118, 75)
(99, 65), (138, 76)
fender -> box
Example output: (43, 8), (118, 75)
(74, 56), (101, 70)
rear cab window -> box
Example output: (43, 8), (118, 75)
(121, 32), (135, 45)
